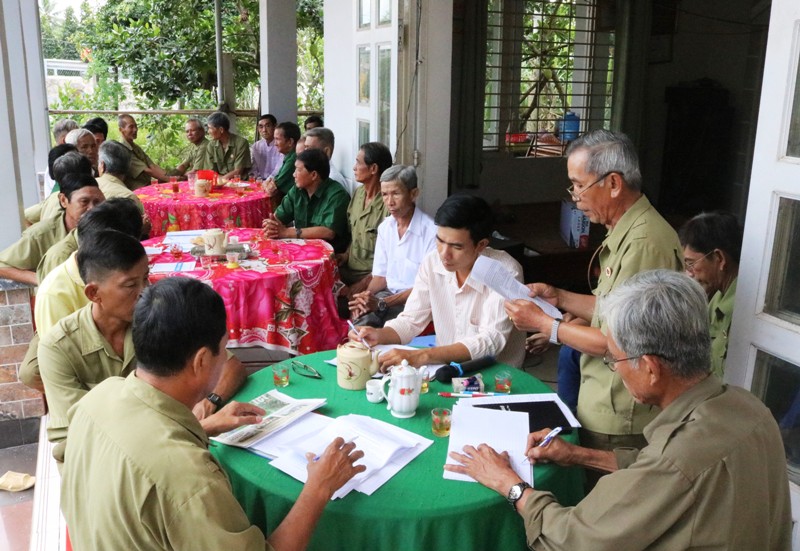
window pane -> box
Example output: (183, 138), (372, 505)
(788, 48), (800, 157)
(358, 120), (371, 145)
(377, 45), (392, 146)
(358, 0), (371, 29)
(358, 46), (371, 105)
(765, 197), (800, 324)
(752, 350), (800, 484)
(379, 0), (392, 25)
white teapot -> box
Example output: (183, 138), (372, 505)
(336, 341), (379, 390)
(381, 360), (423, 418)
(203, 228), (228, 256)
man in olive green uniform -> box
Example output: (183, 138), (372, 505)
(263, 121), (300, 211)
(708, 277), (736, 377)
(265, 148), (351, 254)
(203, 111), (251, 180)
(24, 145), (91, 226)
(0, 173), (104, 286)
(174, 118), (209, 175)
(117, 114), (168, 189)
(61, 277), (365, 551)
(505, 129), (682, 459)
(448, 271), (791, 551)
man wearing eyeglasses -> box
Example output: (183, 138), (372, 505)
(505, 129), (682, 485)
(448, 270), (790, 550)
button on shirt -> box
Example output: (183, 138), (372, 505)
(385, 247), (526, 367)
(250, 138), (283, 178)
(275, 178), (351, 253)
(372, 207), (437, 293)
(205, 133), (252, 175)
(346, 186), (388, 276)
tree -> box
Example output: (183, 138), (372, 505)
(39, 0), (62, 59)
(58, 6), (81, 60)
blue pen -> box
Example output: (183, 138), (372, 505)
(523, 426), (563, 463)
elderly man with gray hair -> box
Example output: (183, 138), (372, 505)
(447, 270), (791, 549)
(65, 128), (99, 173)
(349, 165), (436, 327)
(96, 141), (148, 232)
(53, 119), (78, 145)
(203, 111), (251, 181)
(117, 114), (169, 189)
(305, 127), (357, 196)
(505, 129), (682, 479)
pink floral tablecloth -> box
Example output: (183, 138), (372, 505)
(144, 229), (348, 355)
(137, 181), (271, 237)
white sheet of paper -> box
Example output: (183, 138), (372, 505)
(249, 412), (333, 459)
(444, 404), (533, 486)
(150, 262), (197, 273)
(144, 246), (163, 255)
(456, 393), (581, 428)
(471, 256), (563, 320)
(162, 230), (204, 251)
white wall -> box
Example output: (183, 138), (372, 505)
(259, 0), (297, 123)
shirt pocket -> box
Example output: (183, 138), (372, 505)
(402, 257), (422, 283)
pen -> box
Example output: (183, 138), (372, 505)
(523, 426), (563, 462)
(438, 392), (496, 398)
(347, 320), (372, 351)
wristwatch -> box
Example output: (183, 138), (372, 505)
(206, 392), (224, 411)
(549, 319), (561, 345)
(506, 481), (532, 510)
(377, 298), (388, 313)
(295, 227), (302, 239)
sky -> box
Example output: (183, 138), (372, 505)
(48, 0), (104, 17)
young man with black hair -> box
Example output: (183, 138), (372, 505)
(251, 114), (282, 179)
(353, 194), (525, 370)
(61, 277), (365, 550)
(24, 146), (92, 226)
(0, 172), (104, 285)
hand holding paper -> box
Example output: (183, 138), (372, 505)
(470, 256), (562, 320)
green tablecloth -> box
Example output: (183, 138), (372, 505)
(211, 351), (585, 551)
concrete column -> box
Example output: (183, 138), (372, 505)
(259, 0), (297, 123)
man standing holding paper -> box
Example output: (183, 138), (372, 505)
(447, 271), (791, 550)
(352, 195), (525, 370)
(504, 130), (682, 471)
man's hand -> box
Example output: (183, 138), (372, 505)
(527, 283), (559, 306)
(505, 299), (550, 333)
(262, 177), (278, 196)
(525, 428), (576, 466)
(376, 347), (424, 373)
(200, 401), (265, 437)
(348, 325), (381, 347)
(349, 290), (378, 318)
(445, 444), (524, 496)
(262, 213), (286, 239)
(305, 437), (366, 500)
(525, 332), (551, 355)
(192, 397), (217, 421)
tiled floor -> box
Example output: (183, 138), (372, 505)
(0, 443), (38, 551)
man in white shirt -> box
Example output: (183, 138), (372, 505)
(349, 165), (436, 327)
(305, 127), (359, 196)
(250, 114), (283, 179)
(353, 195), (526, 370)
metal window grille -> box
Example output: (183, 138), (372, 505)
(483, 0), (615, 155)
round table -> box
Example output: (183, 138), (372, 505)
(144, 229), (348, 354)
(137, 181), (271, 237)
(211, 352), (585, 551)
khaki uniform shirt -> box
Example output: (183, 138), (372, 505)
(0, 212), (68, 271)
(36, 229), (78, 283)
(205, 133), (252, 175)
(275, 178), (351, 253)
(708, 277), (737, 379)
(345, 185), (388, 277)
(578, 195), (683, 436)
(62, 373), (268, 551)
(520, 376), (792, 550)
(38, 303), (136, 461)
(34, 252), (88, 335)
(24, 192), (62, 225)
(96, 173), (145, 214)
(181, 138), (209, 172)
(119, 139), (154, 190)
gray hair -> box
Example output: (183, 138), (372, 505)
(305, 127), (335, 151)
(600, 269), (711, 380)
(117, 114), (135, 129)
(99, 140), (131, 175)
(207, 112), (230, 131)
(53, 119), (78, 142)
(186, 117), (205, 131)
(65, 128), (95, 145)
(380, 164), (418, 190)
(566, 129), (642, 191)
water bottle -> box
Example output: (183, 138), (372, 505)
(558, 111), (580, 142)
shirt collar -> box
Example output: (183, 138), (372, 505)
(603, 194), (652, 255)
(713, 277), (738, 321)
(66, 252), (83, 286)
(76, 303), (135, 366)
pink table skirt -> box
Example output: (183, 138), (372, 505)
(137, 181), (271, 237)
(144, 229), (348, 355)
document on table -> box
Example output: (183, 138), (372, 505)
(249, 413), (333, 459)
(269, 414), (432, 499)
(458, 393), (581, 431)
(471, 256), (562, 320)
(150, 262), (197, 273)
(444, 404), (533, 486)
(162, 230), (205, 251)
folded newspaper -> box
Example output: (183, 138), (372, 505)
(212, 390), (326, 448)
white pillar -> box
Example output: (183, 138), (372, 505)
(259, 0), (297, 123)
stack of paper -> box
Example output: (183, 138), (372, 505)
(463, 393), (580, 433)
(269, 414), (433, 499)
(162, 230), (205, 252)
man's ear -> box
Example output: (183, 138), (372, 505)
(410, 188), (420, 201)
(607, 172), (625, 198)
(190, 346), (213, 379)
(641, 354), (663, 386)
(84, 282), (100, 304)
(58, 192), (69, 209)
(475, 237), (490, 254)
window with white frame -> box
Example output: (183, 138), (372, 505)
(482, 0), (615, 154)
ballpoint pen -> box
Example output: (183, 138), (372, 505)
(438, 392), (497, 397)
(347, 320), (372, 351)
(523, 426), (563, 462)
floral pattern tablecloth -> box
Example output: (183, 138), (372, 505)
(144, 228), (348, 355)
(137, 181), (271, 237)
